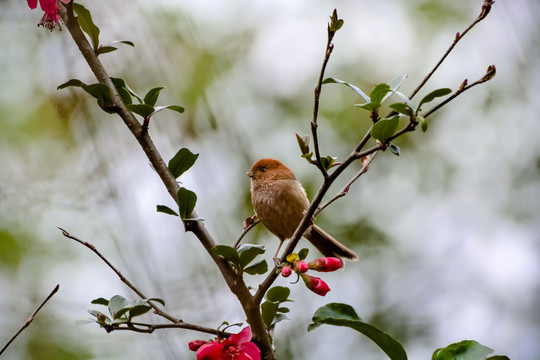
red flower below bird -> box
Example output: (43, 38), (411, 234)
(189, 326), (261, 360)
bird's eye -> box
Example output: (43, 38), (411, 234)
(259, 167), (266, 172)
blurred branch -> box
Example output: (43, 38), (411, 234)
(408, 0), (495, 100)
(0, 284), (59, 356)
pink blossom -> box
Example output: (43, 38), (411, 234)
(308, 257), (342, 272)
(190, 326), (260, 360)
(27, 0), (70, 30)
(300, 273), (331, 296)
(295, 260), (309, 273)
(281, 264), (292, 278)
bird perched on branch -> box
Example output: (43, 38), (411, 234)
(247, 158), (358, 264)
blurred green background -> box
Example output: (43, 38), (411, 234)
(1, 0), (539, 359)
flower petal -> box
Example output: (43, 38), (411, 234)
(229, 326), (252, 345)
(27, 0), (38, 9)
(196, 342), (224, 360)
(240, 342), (261, 360)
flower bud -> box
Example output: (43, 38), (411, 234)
(188, 339), (208, 351)
(281, 264), (292, 278)
(300, 273), (331, 296)
(295, 260), (309, 273)
(308, 257), (342, 272)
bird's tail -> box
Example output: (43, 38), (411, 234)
(304, 225), (358, 260)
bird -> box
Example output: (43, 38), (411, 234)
(246, 158), (358, 264)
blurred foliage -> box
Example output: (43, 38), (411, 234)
(1, 0), (539, 359)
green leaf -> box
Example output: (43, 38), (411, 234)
(389, 103), (413, 116)
(81, 83), (110, 101)
(212, 245), (240, 267)
(432, 340), (493, 360)
(238, 244), (266, 268)
(418, 115), (428, 132)
(418, 88), (452, 110)
(266, 286), (291, 303)
(322, 78), (370, 103)
(387, 74), (407, 92)
(328, 9), (344, 32)
(144, 87), (166, 106)
(108, 295), (129, 318)
(370, 83), (391, 108)
(128, 305), (152, 319)
(57, 78), (85, 90)
(391, 90), (417, 112)
(111, 77), (143, 103)
(371, 115), (399, 143)
(116, 86), (133, 105)
(309, 303), (407, 360)
(168, 148), (199, 179)
(151, 105), (185, 116)
(261, 301), (279, 328)
(96, 40), (134, 56)
(244, 259), (268, 275)
(298, 248), (309, 260)
(177, 187), (197, 220)
(147, 297), (166, 307)
(91, 297), (110, 306)
(72, 3), (100, 50)
(319, 156), (336, 171)
(156, 205), (179, 216)
(126, 103), (155, 118)
(272, 313), (290, 326)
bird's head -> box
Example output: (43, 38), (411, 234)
(246, 158), (296, 182)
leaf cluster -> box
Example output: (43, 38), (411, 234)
(82, 295), (165, 331)
(212, 244), (268, 276)
(261, 286), (292, 330)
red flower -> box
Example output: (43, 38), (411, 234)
(190, 326), (260, 360)
(300, 273), (331, 296)
(308, 257), (342, 272)
(27, 0), (70, 30)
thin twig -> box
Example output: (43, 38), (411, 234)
(0, 284), (59, 356)
(103, 322), (229, 337)
(408, 0), (495, 100)
(234, 218), (260, 249)
(315, 151), (378, 217)
(311, 23), (337, 178)
(58, 227), (181, 324)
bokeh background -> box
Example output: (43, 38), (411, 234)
(1, 0), (539, 359)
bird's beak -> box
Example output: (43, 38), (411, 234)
(246, 170), (254, 178)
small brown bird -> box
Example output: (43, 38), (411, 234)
(247, 158), (358, 263)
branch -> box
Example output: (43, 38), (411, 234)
(234, 217), (260, 249)
(57, 4), (275, 356)
(0, 284), (59, 356)
(408, 0), (495, 100)
(315, 151), (378, 216)
(58, 227), (182, 324)
(102, 322), (229, 337)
